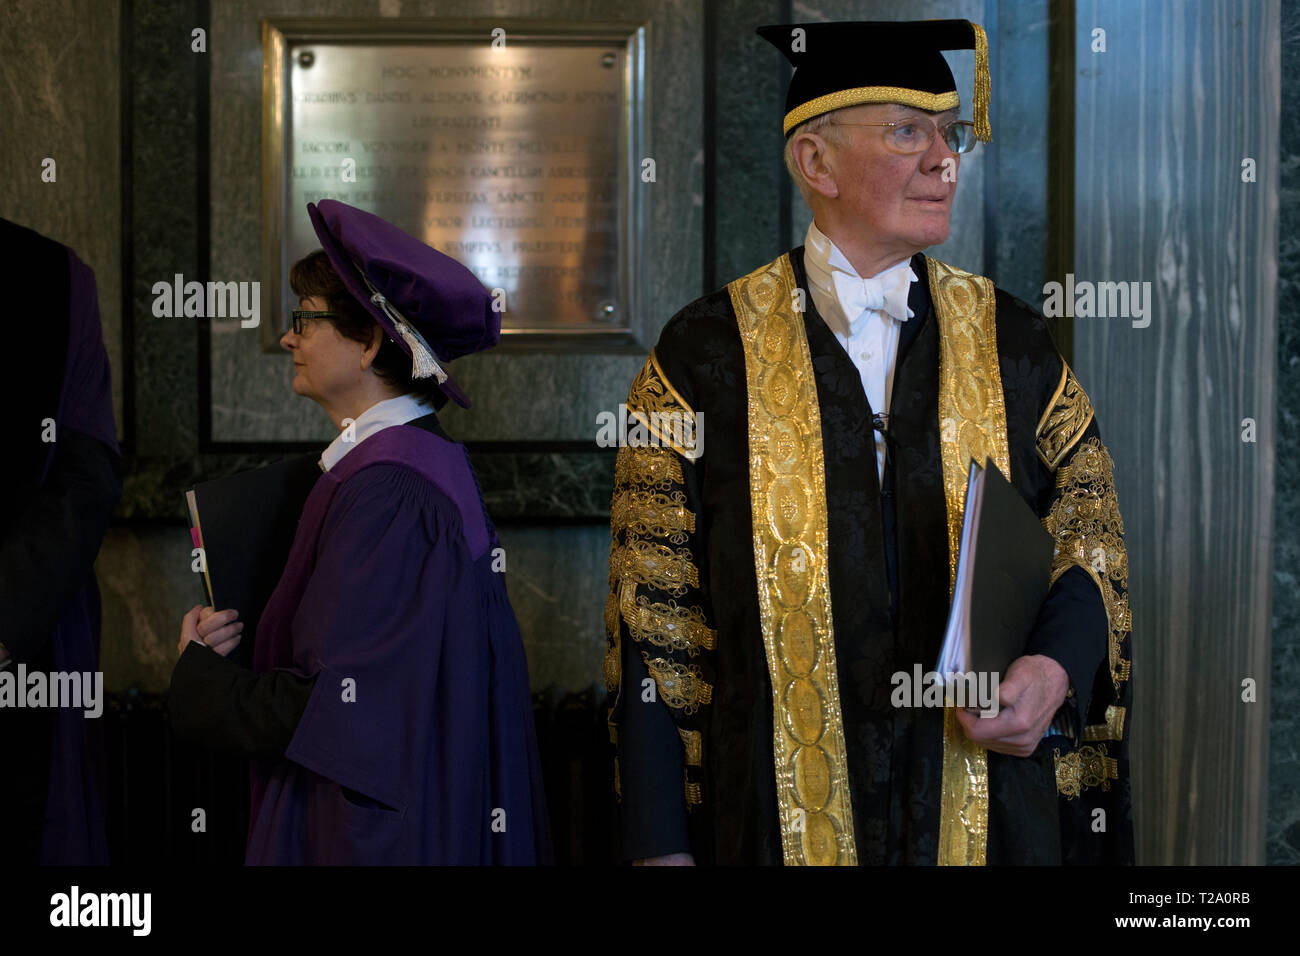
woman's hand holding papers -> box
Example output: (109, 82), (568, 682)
(178, 605), (244, 657)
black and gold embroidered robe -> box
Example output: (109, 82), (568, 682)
(604, 248), (1133, 865)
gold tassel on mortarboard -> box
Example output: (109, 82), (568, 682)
(972, 21), (992, 142)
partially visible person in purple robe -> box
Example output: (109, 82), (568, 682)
(168, 200), (552, 865)
(0, 217), (121, 865)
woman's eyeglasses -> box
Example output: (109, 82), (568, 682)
(290, 310), (337, 335)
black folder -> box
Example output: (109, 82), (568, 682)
(935, 459), (1055, 680)
(185, 455), (321, 667)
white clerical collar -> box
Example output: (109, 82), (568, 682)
(319, 392), (434, 472)
(803, 220), (916, 334)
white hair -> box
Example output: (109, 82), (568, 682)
(783, 111), (844, 206)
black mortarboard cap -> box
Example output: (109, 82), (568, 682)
(757, 19), (992, 142)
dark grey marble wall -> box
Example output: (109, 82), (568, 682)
(98, 520), (612, 694)
(206, 0), (702, 446)
(1074, 0), (1278, 865)
(1270, 0), (1299, 866)
(0, 0), (122, 432)
(131, 0), (200, 458)
(713, 0), (785, 286)
(98, 0), (705, 699)
(987, 0), (1051, 309)
(19, 0), (1293, 868)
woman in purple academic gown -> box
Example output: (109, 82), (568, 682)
(0, 218), (120, 865)
(168, 200), (552, 865)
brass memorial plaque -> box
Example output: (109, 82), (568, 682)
(262, 19), (647, 350)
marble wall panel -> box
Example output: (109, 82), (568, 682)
(1074, 0), (1279, 864)
(96, 520), (612, 696)
(206, 0), (701, 446)
(0, 0), (122, 439)
(1269, 0), (1299, 866)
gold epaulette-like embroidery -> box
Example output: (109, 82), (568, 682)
(604, 356), (715, 810)
(1036, 363), (1095, 470)
(610, 488), (695, 543)
(1053, 744), (1120, 799)
(642, 653), (713, 714)
(614, 443), (683, 488)
(626, 350), (702, 460)
(684, 772), (702, 807)
(1083, 704), (1127, 743)
(609, 537), (700, 596)
(678, 728), (703, 766)
(619, 586), (715, 655)
(1043, 437), (1132, 689)
(603, 591), (621, 695)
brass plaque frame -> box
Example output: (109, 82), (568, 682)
(261, 17), (648, 353)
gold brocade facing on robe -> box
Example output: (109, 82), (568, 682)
(930, 256), (1010, 867)
(728, 254), (858, 866)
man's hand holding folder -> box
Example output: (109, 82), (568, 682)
(955, 654), (1069, 756)
(937, 459), (1070, 756)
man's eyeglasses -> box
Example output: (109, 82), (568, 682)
(829, 117), (979, 155)
(290, 310), (337, 335)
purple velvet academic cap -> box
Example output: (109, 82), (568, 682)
(307, 199), (499, 409)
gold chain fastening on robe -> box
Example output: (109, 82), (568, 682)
(728, 254), (858, 866)
(930, 257), (1011, 867)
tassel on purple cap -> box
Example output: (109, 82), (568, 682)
(306, 199), (499, 409)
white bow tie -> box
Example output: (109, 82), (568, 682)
(831, 265), (914, 326)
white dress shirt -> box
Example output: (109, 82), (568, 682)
(803, 220), (917, 483)
(319, 392), (435, 472)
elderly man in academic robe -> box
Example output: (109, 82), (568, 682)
(604, 19), (1133, 866)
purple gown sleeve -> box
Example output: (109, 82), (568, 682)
(58, 250), (119, 456)
(169, 641), (317, 755)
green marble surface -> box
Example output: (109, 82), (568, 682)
(1270, 0), (1299, 866)
(206, 0), (700, 446)
(96, 521), (613, 696)
(0, 0), (122, 439)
